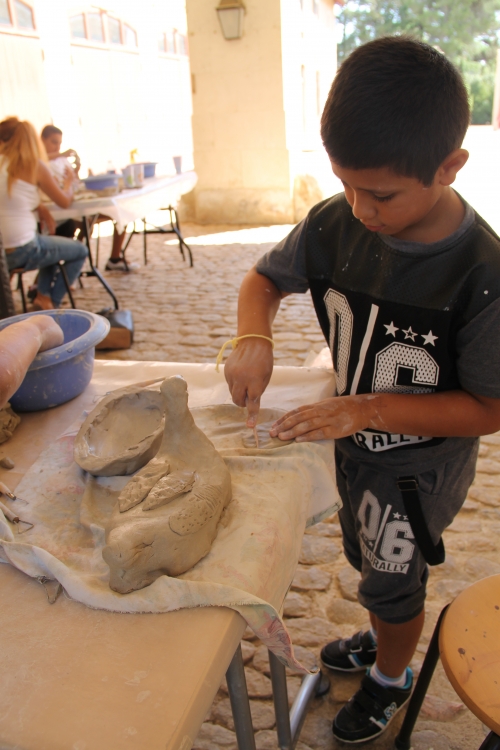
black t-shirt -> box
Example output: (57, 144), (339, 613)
(256, 193), (500, 474)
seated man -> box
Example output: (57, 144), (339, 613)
(40, 125), (138, 271)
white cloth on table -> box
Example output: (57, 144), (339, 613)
(0, 364), (340, 672)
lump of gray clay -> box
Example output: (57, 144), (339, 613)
(0, 404), (20, 445)
(73, 385), (165, 476)
(102, 376), (232, 593)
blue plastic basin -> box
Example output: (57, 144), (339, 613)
(0, 310), (110, 412)
(83, 174), (119, 191)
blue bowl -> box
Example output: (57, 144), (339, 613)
(83, 174), (119, 191)
(0, 310), (110, 412)
(137, 162), (157, 178)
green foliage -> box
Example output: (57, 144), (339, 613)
(336, 0), (500, 124)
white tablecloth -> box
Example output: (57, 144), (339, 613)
(49, 172), (197, 232)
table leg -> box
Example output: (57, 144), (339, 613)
(80, 216), (120, 310)
(269, 650), (327, 750)
(140, 208), (194, 267)
(226, 644), (257, 750)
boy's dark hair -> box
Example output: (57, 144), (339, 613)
(321, 36), (470, 186)
(41, 124), (63, 139)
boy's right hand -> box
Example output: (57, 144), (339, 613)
(224, 338), (274, 427)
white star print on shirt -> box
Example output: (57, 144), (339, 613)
(422, 330), (438, 346)
(402, 326), (418, 341)
(384, 321), (399, 337)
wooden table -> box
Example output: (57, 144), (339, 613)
(0, 360), (334, 750)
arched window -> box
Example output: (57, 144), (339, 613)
(69, 9), (138, 49)
(158, 29), (188, 57)
(0, 0), (36, 32)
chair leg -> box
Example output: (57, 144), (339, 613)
(142, 218), (147, 265)
(479, 733), (500, 750)
(58, 263), (76, 308)
(395, 604), (449, 750)
(95, 222), (100, 268)
(17, 272), (27, 313)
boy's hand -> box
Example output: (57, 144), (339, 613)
(270, 396), (370, 442)
(224, 338), (274, 427)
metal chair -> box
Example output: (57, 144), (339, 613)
(395, 574), (500, 750)
(10, 263), (75, 312)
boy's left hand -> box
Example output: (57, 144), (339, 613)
(270, 396), (369, 442)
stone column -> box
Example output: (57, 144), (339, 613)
(185, 0), (290, 224)
(185, 0), (338, 225)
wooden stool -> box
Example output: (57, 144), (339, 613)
(10, 264), (75, 312)
(395, 574), (500, 749)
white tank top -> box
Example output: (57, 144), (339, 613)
(0, 156), (38, 248)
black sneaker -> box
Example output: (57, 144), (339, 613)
(321, 630), (377, 672)
(333, 670), (413, 744)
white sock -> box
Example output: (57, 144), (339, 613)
(370, 662), (408, 689)
(369, 626), (378, 645)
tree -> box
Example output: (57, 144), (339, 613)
(336, 0), (500, 123)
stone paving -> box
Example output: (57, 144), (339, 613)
(12, 223), (500, 750)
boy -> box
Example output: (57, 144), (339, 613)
(40, 125), (137, 271)
(224, 37), (500, 744)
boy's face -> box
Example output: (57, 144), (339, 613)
(43, 133), (62, 156)
(330, 161), (448, 239)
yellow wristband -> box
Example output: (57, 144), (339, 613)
(215, 334), (275, 372)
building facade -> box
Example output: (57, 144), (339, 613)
(0, 0), (193, 175)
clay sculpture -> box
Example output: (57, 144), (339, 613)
(102, 376), (232, 593)
(74, 385), (165, 476)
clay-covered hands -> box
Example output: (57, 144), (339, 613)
(224, 337), (274, 428)
(33, 314), (65, 352)
(0, 315), (64, 409)
(269, 396), (373, 442)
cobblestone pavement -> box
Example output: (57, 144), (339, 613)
(12, 224), (499, 750)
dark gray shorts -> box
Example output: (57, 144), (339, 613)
(335, 443), (478, 624)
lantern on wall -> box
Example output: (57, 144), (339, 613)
(216, 0), (246, 40)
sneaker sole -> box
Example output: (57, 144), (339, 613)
(332, 693), (411, 744)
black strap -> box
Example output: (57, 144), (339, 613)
(397, 476), (445, 566)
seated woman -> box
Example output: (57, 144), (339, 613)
(0, 117), (87, 310)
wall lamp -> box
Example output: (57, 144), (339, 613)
(216, 0), (246, 40)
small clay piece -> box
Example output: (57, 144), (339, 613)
(142, 470), (195, 511)
(168, 484), (221, 535)
(103, 376), (232, 593)
(0, 404), (20, 445)
(74, 385), (165, 476)
(252, 425), (259, 448)
(0, 456), (15, 470)
(118, 457), (170, 513)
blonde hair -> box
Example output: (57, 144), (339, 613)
(0, 117), (44, 193)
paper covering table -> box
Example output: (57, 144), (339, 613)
(0, 360), (338, 750)
(50, 172), (198, 233)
